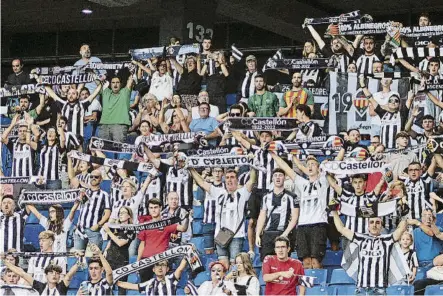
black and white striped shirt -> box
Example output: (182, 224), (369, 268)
(356, 54), (380, 75)
(330, 53), (351, 73)
(404, 249), (419, 274)
(78, 279), (112, 296)
(375, 106), (406, 149)
(261, 190), (298, 232)
(38, 144), (63, 181)
(138, 273), (179, 296)
(65, 131), (80, 151)
(7, 139), (34, 177)
(76, 172), (91, 188)
(252, 148), (275, 190)
(340, 189), (378, 233)
(138, 177), (162, 218)
(28, 255), (67, 283)
(75, 189), (111, 238)
(161, 206), (189, 247)
(400, 173), (432, 220)
(240, 71), (258, 99)
(160, 162), (193, 210)
(204, 182), (225, 224)
(0, 210), (28, 253)
(352, 232), (395, 288)
(61, 101), (90, 136)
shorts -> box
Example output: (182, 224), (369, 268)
(296, 223), (327, 260)
(248, 188), (267, 220)
(326, 216), (341, 244)
(259, 230), (283, 261)
(216, 237), (244, 263)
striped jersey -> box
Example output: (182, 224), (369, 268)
(60, 100), (90, 136)
(261, 189), (298, 232)
(78, 279), (112, 296)
(281, 89), (314, 118)
(7, 139), (34, 177)
(0, 210), (28, 253)
(203, 182), (225, 224)
(38, 143), (63, 181)
(356, 54), (380, 75)
(400, 173), (433, 220)
(138, 273), (179, 296)
(340, 189), (378, 233)
(240, 71), (258, 99)
(251, 147), (275, 190)
(75, 189), (111, 238)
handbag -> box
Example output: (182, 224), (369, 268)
(215, 195), (246, 248)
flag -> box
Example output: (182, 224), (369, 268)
(342, 240), (410, 285)
(263, 49), (284, 71)
(299, 275), (316, 288)
(185, 281), (198, 296)
(231, 44), (243, 61)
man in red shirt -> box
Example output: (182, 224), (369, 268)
(262, 236), (306, 296)
(137, 198), (186, 282)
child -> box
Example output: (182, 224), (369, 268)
(400, 231), (418, 284)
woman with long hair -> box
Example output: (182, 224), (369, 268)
(226, 252), (260, 296)
(103, 206), (136, 295)
(26, 201), (81, 252)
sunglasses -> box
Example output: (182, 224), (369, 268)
(388, 99), (399, 103)
(90, 175), (101, 180)
(230, 113), (241, 117)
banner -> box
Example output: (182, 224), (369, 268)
(231, 44), (243, 61)
(0, 84), (45, 98)
(328, 72), (410, 135)
(270, 138), (341, 157)
(0, 125), (19, 138)
(340, 199), (398, 218)
(224, 117), (298, 131)
(140, 132), (205, 145)
(19, 189), (80, 206)
(320, 159), (389, 174)
(39, 73), (96, 85)
(33, 66), (83, 75)
(68, 150), (154, 173)
(112, 244), (202, 283)
(108, 216), (181, 232)
(337, 23), (443, 37)
(130, 44), (200, 60)
(304, 10), (361, 26)
(187, 154), (265, 170)
(263, 58), (330, 71)
(85, 62), (133, 71)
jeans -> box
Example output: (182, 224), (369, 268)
(44, 179), (62, 190)
(128, 237), (140, 258)
(83, 121), (99, 151)
(98, 124), (128, 142)
(73, 228), (103, 251)
(216, 237), (244, 263)
(356, 287), (386, 295)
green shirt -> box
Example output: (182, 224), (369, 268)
(99, 87), (131, 125)
(247, 91), (279, 117)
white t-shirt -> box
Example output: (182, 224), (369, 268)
(197, 280), (237, 296)
(210, 185), (250, 238)
(372, 91), (399, 126)
(83, 98), (102, 117)
(148, 71), (173, 101)
(229, 276), (260, 296)
(39, 217), (72, 252)
(110, 190), (145, 223)
(27, 256), (66, 283)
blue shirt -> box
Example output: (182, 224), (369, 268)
(413, 226), (443, 262)
(74, 57), (106, 94)
(190, 117), (219, 146)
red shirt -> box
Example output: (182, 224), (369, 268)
(137, 215), (178, 258)
(366, 172), (387, 193)
(262, 255), (304, 296)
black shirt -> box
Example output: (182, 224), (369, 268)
(176, 69), (202, 95)
(32, 279), (68, 296)
(6, 71), (33, 87)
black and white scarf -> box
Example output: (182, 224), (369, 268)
(19, 189), (80, 206)
(391, 47), (443, 64)
(0, 84), (45, 98)
(186, 155), (266, 172)
(263, 58), (330, 71)
(108, 216), (182, 232)
(303, 10), (361, 26)
(320, 159), (389, 174)
(231, 44), (243, 61)
(38, 73), (96, 85)
(340, 199), (398, 218)
(0, 176), (40, 184)
(224, 117), (299, 131)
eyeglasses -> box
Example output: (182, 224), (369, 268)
(211, 269), (222, 273)
(119, 211), (129, 215)
(199, 107), (209, 110)
(90, 175), (101, 180)
(230, 113), (241, 117)
(159, 63), (167, 67)
(155, 263), (168, 267)
(408, 168), (420, 171)
(388, 99), (399, 103)
(49, 210), (56, 213)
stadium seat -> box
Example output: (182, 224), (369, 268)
(67, 289), (78, 295)
(128, 272), (140, 284)
(69, 271), (88, 289)
(189, 237), (205, 251)
(387, 285), (414, 295)
(100, 180), (112, 193)
(305, 269), (328, 287)
(192, 220), (204, 235)
(193, 205), (204, 219)
(305, 286), (336, 295)
(329, 268), (355, 285)
(194, 271), (210, 286)
(330, 284), (356, 295)
(67, 257), (77, 269)
(129, 256), (137, 263)
(176, 288), (185, 296)
(416, 267), (431, 280)
(202, 223), (215, 235)
(24, 224), (45, 250)
(425, 285), (443, 295)
(290, 251), (298, 259)
(322, 250), (343, 267)
(127, 290), (140, 295)
(27, 211), (48, 224)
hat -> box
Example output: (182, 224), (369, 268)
(246, 55), (256, 62)
(395, 131), (410, 140)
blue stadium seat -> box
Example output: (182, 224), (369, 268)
(416, 267), (431, 280)
(129, 256), (137, 264)
(436, 213), (443, 227)
(67, 289), (78, 295)
(24, 224), (45, 250)
(192, 220), (204, 235)
(193, 205), (204, 219)
(290, 251), (298, 259)
(425, 285), (443, 295)
(127, 290), (140, 295)
(128, 272), (140, 284)
(329, 284), (356, 295)
(100, 180), (112, 193)
(69, 271), (88, 289)
(67, 257), (77, 269)
(253, 252), (262, 268)
(176, 288), (185, 296)
(387, 285), (414, 295)
(305, 286), (336, 295)
(329, 268), (355, 285)
(202, 223), (215, 235)
(305, 269), (328, 287)
(203, 234), (214, 250)
(194, 271), (210, 286)
(322, 250), (343, 267)
(190, 237), (205, 251)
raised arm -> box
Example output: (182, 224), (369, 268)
(246, 168), (257, 193)
(126, 74), (134, 90)
(143, 146), (161, 168)
(306, 25), (326, 50)
(83, 79), (103, 104)
(174, 258), (188, 280)
(63, 254), (81, 287)
(270, 152), (296, 181)
(132, 60), (153, 76)
(231, 131), (252, 150)
(170, 58), (184, 75)
(331, 210), (353, 240)
(189, 168), (211, 193)
(359, 76), (379, 109)
(1, 114), (20, 144)
(425, 90), (443, 108)
(35, 93), (47, 115)
(4, 260), (34, 285)
(392, 219), (409, 241)
(67, 198), (82, 222)
(26, 204), (43, 221)
(90, 244), (113, 285)
(326, 173), (343, 196)
(44, 85), (66, 104)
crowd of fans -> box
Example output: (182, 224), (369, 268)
(1, 10), (443, 296)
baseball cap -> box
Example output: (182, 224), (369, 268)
(246, 55), (256, 62)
